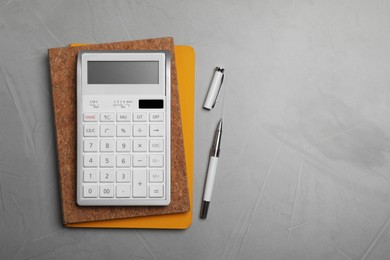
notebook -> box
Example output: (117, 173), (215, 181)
(67, 45), (194, 229)
(48, 38), (192, 227)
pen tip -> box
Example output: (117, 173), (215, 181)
(218, 119), (223, 129)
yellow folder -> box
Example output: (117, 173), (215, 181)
(66, 45), (195, 229)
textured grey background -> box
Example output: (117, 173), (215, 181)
(1, 0), (390, 259)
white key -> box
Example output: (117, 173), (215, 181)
(117, 112), (131, 122)
(100, 112), (115, 122)
(100, 154), (114, 167)
(133, 124), (147, 137)
(117, 185), (131, 198)
(100, 185), (114, 198)
(84, 169), (98, 182)
(116, 170), (131, 183)
(100, 139), (115, 152)
(116, 124), (131, 137)
(149, 139), (163, 152)
(149, 169), (164, 183)
(116, 139), (131, 152)
(84, 139), (98, 152)
(150, 124), (164, 137)
(149, 112), (164, 122)
(83, 124), (98, 137)
(149, 184), (164, 198)
(116, 154), (131, 168)
(133, 154), (147, 167)
(100, 169), (115, 183)
(149, 154), (164, 167)
(83, 185), (98, 198)
(84, 154), (98, 167)
(133, 112), (147, 122)
(100, 124), (115, 137)
(133, 139), (147, 152)
(83, 113), (98, 122)
(133, 169), (147, 197)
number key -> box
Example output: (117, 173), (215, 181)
(116, 154), (131, 168)
(100, 154), (114, 167)
(83, 185), (98, 198)
(100, 139), (115, 152)
(100, 169), (115, 183)
(100, 185), (114, 198)
(84, 139), (98, 152)
(116, 170), (131, 183)
(83, 154), (98, 167)
(84, 169), (98, 182)
(116, 139), (131, 152)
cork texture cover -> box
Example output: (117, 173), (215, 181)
(48, 37), (190, 224)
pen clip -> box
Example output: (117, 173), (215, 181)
(212, 72), (224, 108)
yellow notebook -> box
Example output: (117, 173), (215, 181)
(65, 45), (194, 229)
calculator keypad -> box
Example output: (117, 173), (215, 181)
(81, 112), (166, 202)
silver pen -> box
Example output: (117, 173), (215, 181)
(200, 119), (223, 219)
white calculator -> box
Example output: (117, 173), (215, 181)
(76, 51), (171, 206)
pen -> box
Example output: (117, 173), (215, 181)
(200, 119), (223, 219)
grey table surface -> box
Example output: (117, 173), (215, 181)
(1, 0), (390, 259)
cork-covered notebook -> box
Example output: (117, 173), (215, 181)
(48, 37), (190, 224)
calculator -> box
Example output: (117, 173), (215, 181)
(76, 51), (171, 206)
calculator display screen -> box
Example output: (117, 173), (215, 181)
(88, 61), (159, 84)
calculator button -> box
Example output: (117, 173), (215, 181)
(100, 112), (115, 122)
(133, 139), (147, 152)
(149, 154), (164, 167)
(116, 170), (131, 183)
(100, 154), (114, 167)
(149, 112), (164, 122)
(149, 124), (164, 137)
(149, 169), (164, 183)
(100, 169), (115, 183)
(84, 124), (98, 137)
(116, 139), (131, 152)
(84, 169), (98, 182)
(100, 185), (114, 198)
(133, 154), (147, 167)
(133, 170), (147, 197)
(133, 112), (147, 122)
(100, 124), (115, 137)
(149, 139), (163, 152)
(117, 185), (131, 198)
(83, 113), (98, 122)
(116, 124), (131, 137)
(133, 124), (147, 137)
(83, 185), (98, 198)
(84, 155), (98, 167)
(84, 139), (98, 152)
(100, 139), (115, 152)
(117, 112), (131, 122)
(116, 154), (131, 168)
(149, 185), (164, 198)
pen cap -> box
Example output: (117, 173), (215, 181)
(203, 67), (224, 110)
